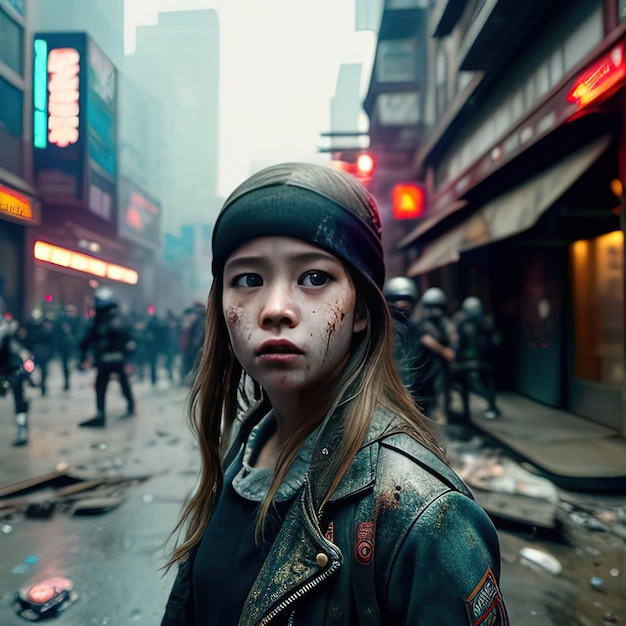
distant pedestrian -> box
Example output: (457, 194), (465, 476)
(55, 304), (82, 391)
(414, 287), (455, 420)
(178, 302), (205, 385)
(452, 296), (501, 420)
(18, 307), (56, 396)
(77, 287), (136, 427)
(164, 310), (181, 383)
(144, 309), (168, 386)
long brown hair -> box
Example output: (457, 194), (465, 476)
(165, 164), (446, 568)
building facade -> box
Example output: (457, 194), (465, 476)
(0, 0), (40, 320)
(366, 0), (626, 434)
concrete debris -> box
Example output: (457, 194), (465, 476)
(519, 546), (563, 576)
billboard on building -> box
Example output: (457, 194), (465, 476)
(118, 177), (161, 251)
(33, 32), (118, 223)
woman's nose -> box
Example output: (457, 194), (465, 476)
(260, 282), (297, 327)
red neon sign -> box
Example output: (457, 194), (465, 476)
(567, 43), (626, 108)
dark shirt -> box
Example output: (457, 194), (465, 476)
(192, 456), (290, 625)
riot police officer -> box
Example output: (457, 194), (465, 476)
(0, 316), (34, 446)
(77, 287), (136, 427)
(383, 276), (426, 409)
(414, 287), (455, 420)
(453, 296), (501, 420)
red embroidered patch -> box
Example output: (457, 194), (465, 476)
(324, 521), (334, 543)
(465, 568), (509, 625)
(355, 521), (374, 565)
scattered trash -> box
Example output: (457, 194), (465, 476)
(71, 492), (126, 515)
(142, 494), (154, 503)
(589, 576), (604, 590)
(11, 555), (39, 575)
(1, 523), (13, 534)
(90, 442), (107, 450)
(569, 511), (611, 531)
(519, 546), (562, 576)
(25, 501), (56, 519)
(13, 576), (78, 621)
(609, 568), (620, 577)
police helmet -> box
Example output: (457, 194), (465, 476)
(383, 277), (418, 303)
(421, 287), (447, 308)
(93, 287), (116, 309)
(462, 296), (484, 318)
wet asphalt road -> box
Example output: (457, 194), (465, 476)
(1, 362), (624, 625)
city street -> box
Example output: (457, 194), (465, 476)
(1, 362), (624, 625)
(1, 363), (199, 625)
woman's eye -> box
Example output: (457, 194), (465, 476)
(300, 271), (331, 287)
(232, 274), (263, 287)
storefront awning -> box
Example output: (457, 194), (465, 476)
(406, 135), (612, 276)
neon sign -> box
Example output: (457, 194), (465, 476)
(34, 241), (138, 285)
(0, 185), (32, 221)
(46, 47), (80, 148)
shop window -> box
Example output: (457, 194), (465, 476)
(0, 8), (23, 75)
(570, 231), (625, 386)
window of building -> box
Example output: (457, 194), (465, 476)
(435, 44), (448, 119)
(570, 231), (625, 386)
(0, 77), (23, 136)
(376, 91), (421, 125)
(563, 5), (603, 73)
(0, 8), (23, 75)
(376, 39), (418, 83)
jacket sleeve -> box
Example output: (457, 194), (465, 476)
(385, 490), (509, 625)
(160, 553), (196, 626)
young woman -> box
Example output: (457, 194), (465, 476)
(161, 163), (508, 625)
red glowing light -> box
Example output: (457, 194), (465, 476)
(356, 153), (375, 176)
(567, 43), (626, 108)
(392, 183), (426, 220)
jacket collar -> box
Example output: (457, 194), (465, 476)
(240, 407), (401, 625)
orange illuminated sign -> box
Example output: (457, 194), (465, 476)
(0, 185), (32, 221)
(34, 241), (138, 285)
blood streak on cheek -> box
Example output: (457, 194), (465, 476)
(324, 306), (343, 355)
(225, 307), (241, 325)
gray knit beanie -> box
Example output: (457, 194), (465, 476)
(211, 162), (385, 290)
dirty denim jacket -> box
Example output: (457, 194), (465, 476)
(161, 407), (509, 625)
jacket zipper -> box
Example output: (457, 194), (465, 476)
(256, 558), (341, 626)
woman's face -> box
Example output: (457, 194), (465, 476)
(222, 236), (367, 399)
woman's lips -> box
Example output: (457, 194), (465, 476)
(257, 340), (303, 363)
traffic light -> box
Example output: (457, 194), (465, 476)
(356, 153), (375, 178)
(392, 183), (426, 220)
(329, 152), (375, 185)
